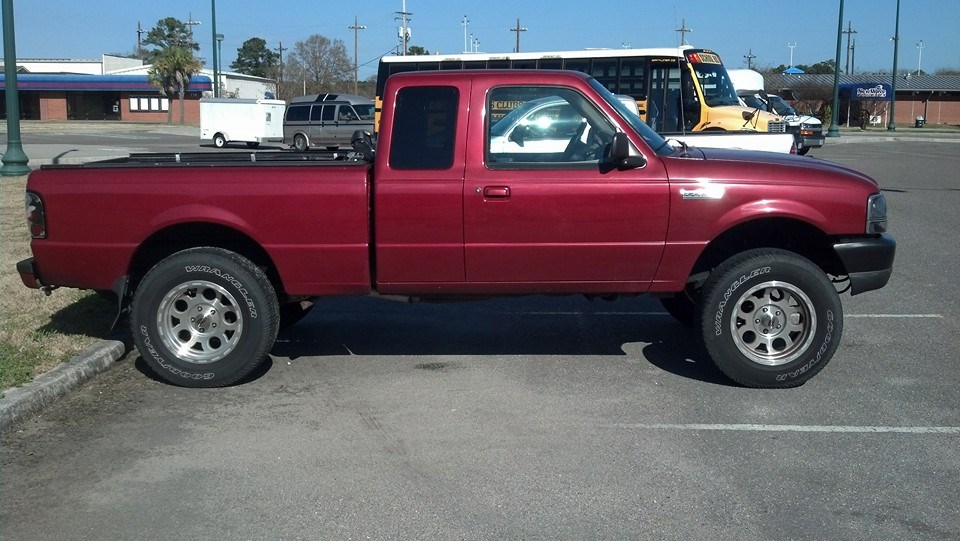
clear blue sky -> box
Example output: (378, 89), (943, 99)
(5, 0), (958, 79)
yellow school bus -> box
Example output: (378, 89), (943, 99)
(376, 46), (785, 135)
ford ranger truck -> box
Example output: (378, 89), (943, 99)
(18, 69), (895, 389)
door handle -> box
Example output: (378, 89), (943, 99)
(481, 186), (511, 198)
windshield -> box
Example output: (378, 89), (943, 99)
(767, 95), (797, 117)
(589, 79), (672, 155)
(354, 104), (375, 120)
(690, 63), (741, 107)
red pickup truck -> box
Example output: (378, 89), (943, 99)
(18, 70), (895, 389)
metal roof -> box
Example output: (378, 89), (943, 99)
(765, 73), (960, 93)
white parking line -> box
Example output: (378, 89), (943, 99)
(846, 314), (944, 318)
(524, 312), (945, 318)
(607, 423), (960, 434)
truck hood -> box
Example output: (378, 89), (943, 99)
(665, 146), (880, 189)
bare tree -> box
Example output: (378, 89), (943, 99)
(281, 35), (353, 98)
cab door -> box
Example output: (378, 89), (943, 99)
(463, 85), (670, 292)
(373, 82), (470, 292)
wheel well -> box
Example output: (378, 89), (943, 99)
(691, 218), (843, 281)
(128, 223), (284, 297)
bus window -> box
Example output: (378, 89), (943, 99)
(649, 61), (683, 133)
(563, 58), (589, 75)
(538, 59), (562, 70)
(440, 60), (462, 70)
(619, 58), (646, 97)
(591, 59), (618, 94)
(512, 60), (537, 70)
(463, 60), (486, 70)
(488, 59), (509, 69)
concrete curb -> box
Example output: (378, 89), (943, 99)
(1, 339), (130, 429)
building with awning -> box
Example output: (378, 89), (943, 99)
(1, 55), (275, 123)
(765, 73), (960, 127)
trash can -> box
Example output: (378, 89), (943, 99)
(915, 116), (925, 128)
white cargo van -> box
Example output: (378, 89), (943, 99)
(199, 98), (287, 149)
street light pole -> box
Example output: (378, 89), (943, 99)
(827, 0), (844, 138)
(211, 0), (219, 97)
(1, 0), (30, 176)
(887, 0), (900, 131)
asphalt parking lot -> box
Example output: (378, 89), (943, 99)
(2, 137), (959, 540)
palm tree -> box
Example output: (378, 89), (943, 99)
(148, 46), (202, 125)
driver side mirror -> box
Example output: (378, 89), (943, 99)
(606, 132), (646, 170)
(508, 124), (528, 147)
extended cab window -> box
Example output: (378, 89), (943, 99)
(389, 86), (458, 170)
(486, 86), (615, 167)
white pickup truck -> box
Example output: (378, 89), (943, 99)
(727, 70), (825, 155)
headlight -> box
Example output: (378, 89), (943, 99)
(866, 193), (887, 234)
(25, 192), (47, 239)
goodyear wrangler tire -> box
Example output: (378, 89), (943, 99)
(697, 249), (843, 388)
(130, 248), (280, 387)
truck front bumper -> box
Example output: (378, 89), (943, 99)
(799, 134), (825, 149)
(833, 234), (896, 295)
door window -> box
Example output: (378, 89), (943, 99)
(486, 86), (615, 167)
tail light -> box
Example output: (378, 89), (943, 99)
(25, 192), (47, 239)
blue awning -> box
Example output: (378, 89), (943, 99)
(840, 82), (892, 101)
(0, 73), (213, 92)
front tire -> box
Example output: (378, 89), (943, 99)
(697, 249), (843, 388)
(213, 133), (227, 148)
(130, 248), (280, 387)
(293, 133), (309, 152)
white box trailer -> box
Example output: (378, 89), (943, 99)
(200, 98), (286, 149)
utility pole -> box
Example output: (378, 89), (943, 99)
(186, 12), (202, 47)
(348, 16), (366, 93)
(275, 41), (286, 98)
(851, 38), (856, 75)
(137, 21), (144, 60)
(916, 40), (925, 75)
(675, 18), (692, 45)
(842, 21), (857, 74)
(395, 0), (412, 55)
(461, 15), (469, 53)
(510, 18), (527, 53)
(743, 49), (756, 70)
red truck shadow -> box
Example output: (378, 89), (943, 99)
(269, 295), (733, 386)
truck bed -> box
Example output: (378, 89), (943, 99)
(39, 151), (364, 169)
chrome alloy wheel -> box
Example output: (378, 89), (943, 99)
(157, 280), (243, 364)
(730, 280), (816, 367)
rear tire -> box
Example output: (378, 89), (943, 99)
(797, 146), (811, 156)
(213, 133), (227, 148)
(697, 249), (842, 388)
(130, 247), (280, 387)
